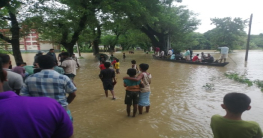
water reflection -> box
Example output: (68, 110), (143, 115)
(11, 50), (263, 138)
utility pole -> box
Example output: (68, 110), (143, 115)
(245, 14), (253, 61)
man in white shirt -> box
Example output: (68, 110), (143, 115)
(218, 46), (229, 63)
(61, 52), (77, 81)
(0, 54), (23, 95)
(168, 48), (173, 56)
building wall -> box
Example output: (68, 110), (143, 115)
(40, 42), (54, 50)
(0, 29), (59, 52)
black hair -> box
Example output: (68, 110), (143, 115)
(33, 68), (42, 74)
(72, 54), (75, 55)
(16, 62), (22, 66)
(0, 54), (10, 64)
(104, 62), (111, 68)
(223, 93), (251, 114)
(61, 52), (70, 57)
(101, 60), (105, 64)
(139, 63), (149, 71)
(116, 59), (119, 62)
(36, 55), (55, 69)
(127, 68), (136, 77)
(0, 58), (7, 82)
(196, 54), (199, 56)
(23, 62), (27, 65)
(50, 49), (54, 51)
(131, 60), (136, 64)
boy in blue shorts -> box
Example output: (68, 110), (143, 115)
(124, 68), (143, 117)
(211, 92), (263, 138)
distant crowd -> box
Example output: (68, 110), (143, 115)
(155, 46), (229, 63)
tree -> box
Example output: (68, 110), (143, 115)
(124, 0), (199, 52)
(183, 32), (211, 50)
(118, 29), (151, 51)
(250, 33), (263, 48)
(0, 0), (24, 63)
(208, 17), (247, 50)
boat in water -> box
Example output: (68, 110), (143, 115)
(152, 55), (229, 67)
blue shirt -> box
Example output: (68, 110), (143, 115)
(21, 70), (77, 107)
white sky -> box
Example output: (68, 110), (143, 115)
(176, 0), (263, 34)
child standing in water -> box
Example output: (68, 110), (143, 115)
(131, 60), (139, 73)
(123, 68), (143, 117)
(111, 58), (116, 68)
(210, 93), (263, 138)
(99, 61), (106, 70)
(123, 63), (152, 114)
(123, 53), (126, 62)
(115, 59), (120, 74)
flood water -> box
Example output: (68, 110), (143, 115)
(12, 50), (263, 138)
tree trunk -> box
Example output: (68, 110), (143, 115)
(64, 45), (74, 56)
(140, 26), (166, 51)
(110, 45), (115, 54)
(92, 25), (101, 55)
(9, 10), (23, 63)
(92, 40), (99, 55)
(60, 3), (88, 56)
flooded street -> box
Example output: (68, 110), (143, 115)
(14, 50), (263, 138)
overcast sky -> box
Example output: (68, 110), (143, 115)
(176, 0), (263, 34)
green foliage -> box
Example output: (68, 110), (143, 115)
(118, 29), (151, 50)
(254, 80), (263, 91)
(206, 17), (247, 50)
(224, 72), (253, 86)
(101, 35), (116, 46)
(250, 34), (263, 49)
(202, 83), (215, 90)
(224, 72), (263, 91)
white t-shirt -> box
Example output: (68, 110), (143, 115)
(218, 47), (229, 55)
(3, 68), (23, 91)
(140, 72), (152, 93)
(61, 58), (77, 75)
(132, 64), (137, 69)
(168, 50), (173, 55)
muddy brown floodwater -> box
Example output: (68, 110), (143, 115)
(12, 50), (263, 138)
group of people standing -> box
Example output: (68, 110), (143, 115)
(0, 49), (79, 137)
(99, 54), (152, 117)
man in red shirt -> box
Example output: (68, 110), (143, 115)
(192, 54), (200, 62)
(99, 61), (106, 70)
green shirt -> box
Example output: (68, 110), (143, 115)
(124, 79), (141, 91)
(23, 66), (34, 75)
(54, 66), (64, 75)
(211, 115), (263, 138)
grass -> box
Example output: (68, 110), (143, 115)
(224, 72), (253, 86)
(224, 72), (263, 91)
(202, 83), (215, 90)
(254, 80), (263, 91)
